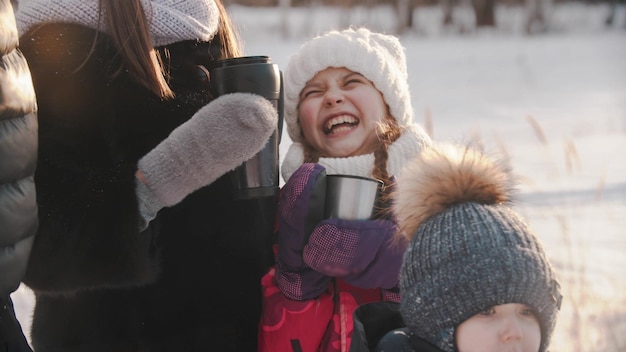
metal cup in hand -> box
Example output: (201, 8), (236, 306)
(324, 175), (383, 220)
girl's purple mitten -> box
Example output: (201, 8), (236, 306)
(277, 163), (327, 270)
(303, 218), (406, 290)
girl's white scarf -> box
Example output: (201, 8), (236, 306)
(281, 124), (432, 183)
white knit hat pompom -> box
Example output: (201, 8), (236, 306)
(284, 27), (414, 143)
(16, 0), (219, 47)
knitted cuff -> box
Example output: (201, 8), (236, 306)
(135, 177), (163, 231)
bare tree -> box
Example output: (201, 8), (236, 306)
(396, 0), (415, 34)
(279, 0), (291, 38)
(472, 0), (496, 27)
(439, 0), (475, 33)
(604, 0), (624, 28)
(525, 0), (548, 34)
(442, 0), (455, 26)
(339, 0), (355, 30)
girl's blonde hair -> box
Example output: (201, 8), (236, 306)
(102, 0), (241, 99)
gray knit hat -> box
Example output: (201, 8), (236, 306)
(16, 0), (219, 47)
(283, 27), (413, 143)
(393, 145), (562, 352)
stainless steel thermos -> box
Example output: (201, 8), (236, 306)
(209, 56), (284, 199)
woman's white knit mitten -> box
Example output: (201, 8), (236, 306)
(137, 92), (278, 208)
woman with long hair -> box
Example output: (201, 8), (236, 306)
(16, 0), (278, 350)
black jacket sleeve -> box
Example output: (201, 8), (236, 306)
(0, 0), (38, 297)
(350, 302), (444, 352)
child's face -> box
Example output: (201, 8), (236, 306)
(297, 67), (388, 158)
(455, 303), (541, 352)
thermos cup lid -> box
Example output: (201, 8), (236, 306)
(214, 55), (271, 68)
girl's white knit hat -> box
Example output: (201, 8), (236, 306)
(284, 27), (414, 143)
(16, 0), (219, 47)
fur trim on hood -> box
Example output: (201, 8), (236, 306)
(393, 144), (515, 241)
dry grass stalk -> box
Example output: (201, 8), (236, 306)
(423, 107), (433, 139)
(564, 137), (580, 176)
(526, 114), (548, 146)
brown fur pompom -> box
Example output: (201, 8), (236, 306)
(393, 144), (515, 241)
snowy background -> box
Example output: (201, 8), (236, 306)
(13, 2), (626, 351)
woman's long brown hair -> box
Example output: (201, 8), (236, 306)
(103, 0), (172, 99)
(212, 0), (242, 59)
(102, 0), (241, 99)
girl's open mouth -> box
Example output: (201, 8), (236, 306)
(324, 115), (359, 135)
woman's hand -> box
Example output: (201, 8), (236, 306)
(137, 93), (278, 208)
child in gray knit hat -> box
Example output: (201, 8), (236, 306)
(350, 144), (562, 352)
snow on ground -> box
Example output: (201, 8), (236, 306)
(237, 3), (626, 350)
(13, 2), (626, 351)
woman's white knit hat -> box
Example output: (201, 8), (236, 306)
(284, 27), (414, 143)
(16, 0), (219, 47)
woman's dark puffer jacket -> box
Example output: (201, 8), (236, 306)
(0, 0), (37, 301)
(0, 0), (37, 350)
